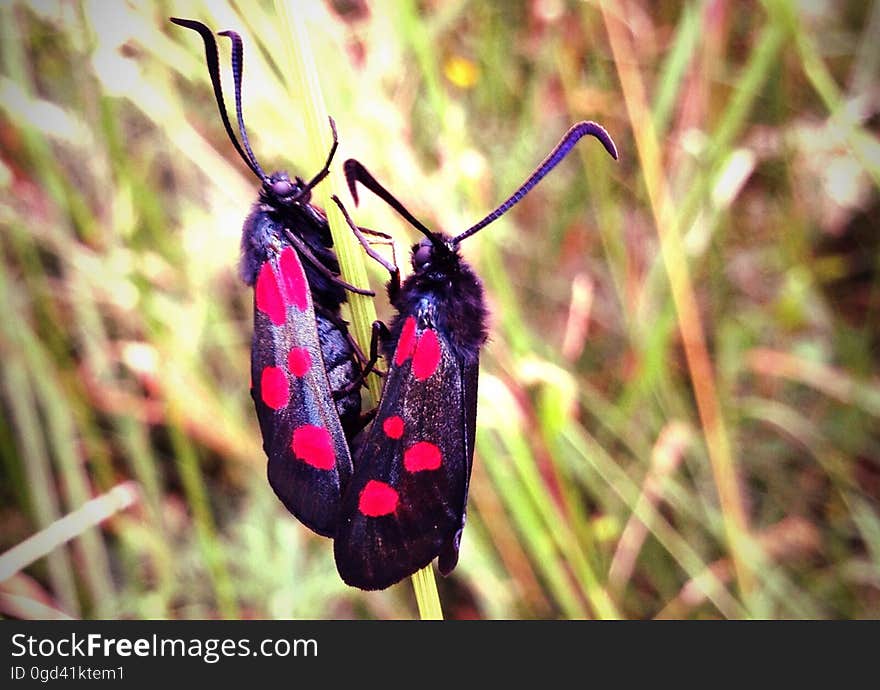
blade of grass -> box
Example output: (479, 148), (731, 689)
(467, 460), (550, 615)
(651, 3), (700, 139)
(21, 333), (117, 617)
(767, 0), (880, 189)
(562, 425), (746, 618)
(166, 418), (239, 619)
(274, 0), (442, 619)
(608, 422), (691, 591)
(510, 416), (618, 618)
(0, 359), (81, 617)
(850, 497), (880, 578)
(477, 377), (591, 618)
(849, 0), (880, 94)
(747, 348), (880, 418)
(0, 483), (138, 582)
(598, 0), (755, 603)
(395, 0), (447, 124)
(478, 432), (589, 618)
(0, 592), (76, 621)
(520, 364), (620, 618)
(0, 243), (81, 616)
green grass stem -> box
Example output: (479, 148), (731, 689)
(274, 0), (443, 620)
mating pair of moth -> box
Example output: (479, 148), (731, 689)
(172, 18), (618, 591)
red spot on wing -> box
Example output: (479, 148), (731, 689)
(382, 415), (404, 439)
(288, 347), (312, 377)
(255, 262), (285, 325)
(279, 246), (308, 312)
(394, 316), (417, 366)
(412, 328), (442, 380)
(291, 425), (335, 470)
(260, 366), (289, 410)
(403, 441), (442, 472)
(358, 480), (399, 516)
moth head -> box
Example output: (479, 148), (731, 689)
(262, 172), (308, 206)
(411, 234), (458, 280)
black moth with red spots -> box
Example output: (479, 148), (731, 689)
(171, 19), (379, 537)
(334, 121), (619, 590)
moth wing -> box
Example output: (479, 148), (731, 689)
(437, 357), (479, 575)
(334, 317), (473, 590)
(251, 246), (353, 537)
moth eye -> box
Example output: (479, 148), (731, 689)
(413, 243), (433, 269)
(272, 179), (294, 197)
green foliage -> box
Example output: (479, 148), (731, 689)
(0, 0), (877, 619)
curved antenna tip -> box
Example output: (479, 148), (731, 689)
(577, 120), (619, 161)
(343, 159), (361, 205)
(452, 119), (619, 244)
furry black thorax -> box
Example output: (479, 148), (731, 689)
(239, 179), (345, 309)
(385, 234), (488, 365)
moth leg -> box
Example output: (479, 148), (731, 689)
(333, 320), (389, 399)
(282, 228), (375, 296)
(357, 227), (401, 301)
(333, 321), (387, 441)
(331, 195), (400, 295)
(367, 319), (391, 377)
(357, 227), (398, 268)
(357, 226), (393, 240)
(314, 304), (370, 371)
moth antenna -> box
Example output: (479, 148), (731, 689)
(344, 159), (445, 250)
(170, 18), (263, 180)
(300, 117), (339, 194)
(452, 121), (618, 245)
(217, 30), (267, 180)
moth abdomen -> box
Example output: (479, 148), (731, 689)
(316, 314), (361, 429)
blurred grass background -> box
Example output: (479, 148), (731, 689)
(0, 0), (878, 619)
